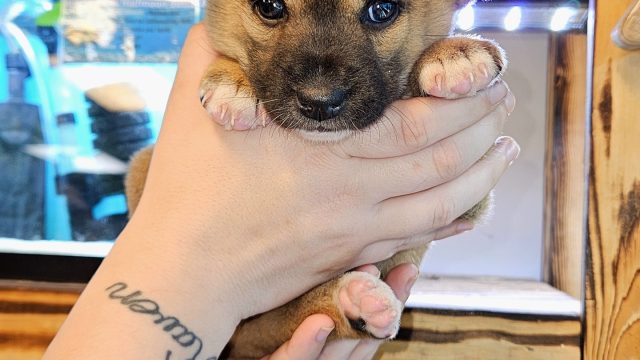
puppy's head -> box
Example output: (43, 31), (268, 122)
(206, 0), (472, 139)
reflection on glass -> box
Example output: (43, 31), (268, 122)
(504, 6), (523, 31)
(551, 7), (579, 32)
(0, 0), (200, 253)
(456, 3), (476, 31)
(0, 0), (590, 269)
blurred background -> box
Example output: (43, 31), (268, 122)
(0, 0), (588, 282)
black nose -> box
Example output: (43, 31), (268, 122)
(296, 89), (347, 121)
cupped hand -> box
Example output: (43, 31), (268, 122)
(126, 24), (517, 323)
(262, 264), (418, 360)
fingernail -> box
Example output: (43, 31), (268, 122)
(456, 221), (475, 234)
(488, 81), (508, 104)
(505, 92), (516, 115)
(315, 326), (334, 343)
(495, 136), (521, 164)
(403, 265), (420, 301)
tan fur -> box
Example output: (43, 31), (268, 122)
(124, 146), (153, 217)
(126, 0), (507, 358)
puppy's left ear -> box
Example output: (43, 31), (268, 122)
(454, 0), (476, 9)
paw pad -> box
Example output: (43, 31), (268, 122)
(337, 272), (402, 339)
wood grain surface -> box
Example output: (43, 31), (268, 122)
(0, 282), (82, 360)
(543, 32), (588, 300)
(543, 33), (587, 299)
(378, 309), (580, 360)
(0, 279), (581, 360)
(585, 0), (640, 358)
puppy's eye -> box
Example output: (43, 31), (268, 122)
(366, 1), (399, 24)
(254, 0), (286, 21)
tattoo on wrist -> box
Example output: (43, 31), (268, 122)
(106, 282), (218, 360)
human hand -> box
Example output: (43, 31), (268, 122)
(124, 22), (516, 331)
(262, 264), (418, 360)
(44, 23), (517, 360)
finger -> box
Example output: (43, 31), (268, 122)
(318, 339), (361, 360)
(371, 136), (520, 240)
(354, 219), (473, 266)
(264, 314), (335, 360)
(352, 97), (511, 200)
(174, 24), (219, 92)
(341, 81), (514, 159)
(383, 263), (420, 303)
(319, 339), (382, 360)
(345, 339), (383, 360)
(353, 264), (381, 278)
(157, 24), (221, 143)
(430, 219), (475, 241)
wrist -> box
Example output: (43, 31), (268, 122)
(46, 220), (243, 359)
(108, 217), (247, 321)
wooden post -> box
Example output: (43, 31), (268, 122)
(543, 32), (588, 300)
(585, 0), (640, 358)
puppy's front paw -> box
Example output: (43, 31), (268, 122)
(417, 36), (506, 99)
(199, 81), (269, 131)
(337, 271), (403, 339)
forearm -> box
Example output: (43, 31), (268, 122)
(43, 223), (240, 360)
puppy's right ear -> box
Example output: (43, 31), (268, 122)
(454, 0), (476, 9)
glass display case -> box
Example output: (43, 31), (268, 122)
(0, 0), (204, 281)
(0, 0), (589, 283)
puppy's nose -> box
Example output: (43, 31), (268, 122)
(296, 89), (346, 121)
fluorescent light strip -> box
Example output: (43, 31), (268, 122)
(456, 3), (475, 31)
(504, 6), (522, 31)
(455, 5), (588, 32)
(551, 7), (577, 31)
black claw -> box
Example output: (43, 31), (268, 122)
(348, 317), (391, 340)
(348, 317), (368, 333)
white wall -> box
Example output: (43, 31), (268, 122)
(422, 32), (550, 281)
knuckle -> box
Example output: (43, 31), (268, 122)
(400, 117), (429, 149)
(431, 139), (464, 180)
(398, 101), (435, 148)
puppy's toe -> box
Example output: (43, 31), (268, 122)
(199, 83), (270, 130)
(418, 39), (504, 99)
(420, 55), (495, 99)
(337, 272), (402, 339)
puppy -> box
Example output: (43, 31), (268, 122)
(126, 0), (506, 358)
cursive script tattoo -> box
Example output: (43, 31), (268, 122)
(106, 282), (218, 360)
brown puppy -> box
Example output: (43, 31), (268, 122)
(126, 0), (506, 358)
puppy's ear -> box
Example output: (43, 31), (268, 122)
(454, 0), (476, 9)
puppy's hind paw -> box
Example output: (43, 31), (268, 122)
(199, 83), (270, 130)
(337, 271), (403, 339)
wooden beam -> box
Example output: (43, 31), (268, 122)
(377, 309), (580, 360)
(585, 0), (640, 358)
(0, 282), (81, 360)
(543, 32), (588, 300)
(0, 279), (582, 360)
(376, 277), (581, 359)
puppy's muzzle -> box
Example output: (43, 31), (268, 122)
(296, 88), (347, 122)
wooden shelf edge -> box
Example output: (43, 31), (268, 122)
(406, 276), (582, 318)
